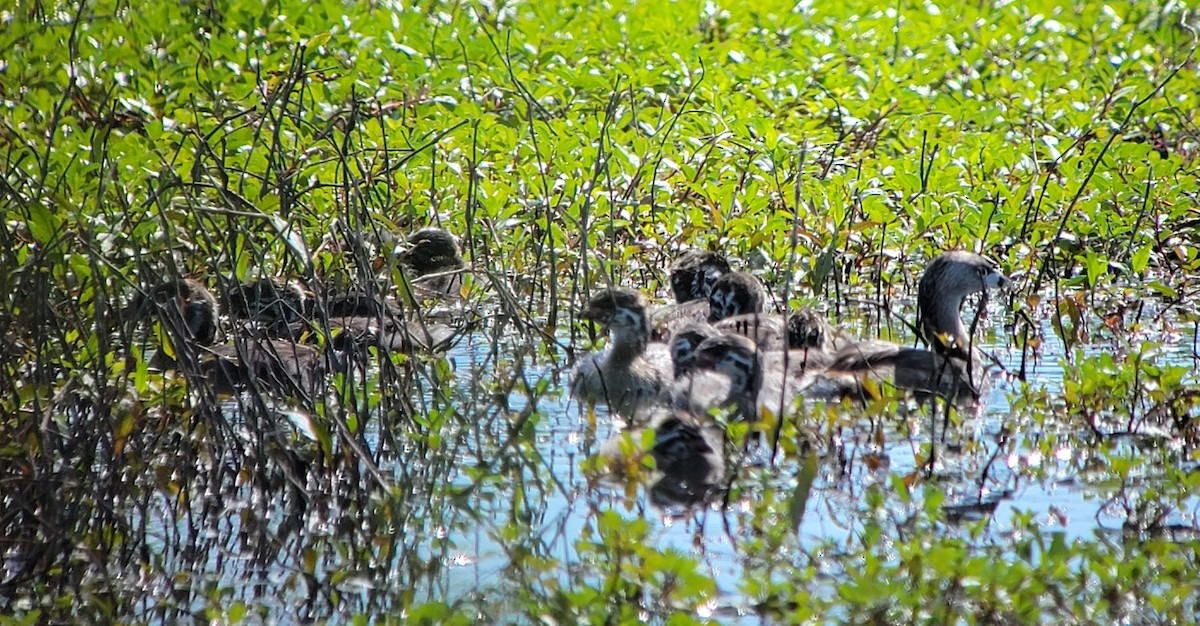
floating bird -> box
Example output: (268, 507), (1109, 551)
(224, 277), (311, 339)
(811, 251), (1010, 403)
(651, 250), (731, 338)
(672, 334), (778, 421)
(707, 272), (841, 356)
(129, 278), (325, 402)
(570, 288), (673, 419)
(397, 227), (470, 300)
(599, 409), (725, 507)
(667, 323), (723, 379)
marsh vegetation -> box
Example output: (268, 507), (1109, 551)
(3, 0), (1200, 622)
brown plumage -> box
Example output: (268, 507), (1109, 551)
(811, 251), (1010, 403)
(668, 323), (723, 378)
(129, 278), (325, 402)
(708, 272), (842, 355)
(224, 277), (311, 339)
(599, 408), (725, 507)
(297, 289), (460, 355)
(651, 250), (731, 338)
(571, 288), (673, 419)
(398, 227), (470, 300)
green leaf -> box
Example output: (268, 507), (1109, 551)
(1130, 243), (1151, 275)
(788, 450), (819, 533)
(26, 204), (61, 245)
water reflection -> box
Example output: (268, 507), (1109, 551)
(597, 412), (727, 509)
(415, 296), (1200, 613)
(36, 293), (1196, 622)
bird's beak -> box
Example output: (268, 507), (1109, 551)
(579, 304), (608, 323)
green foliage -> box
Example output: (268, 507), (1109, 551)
(2, 0), (1199, 622)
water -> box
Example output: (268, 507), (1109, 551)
(69, 294), (1196, 621)
(406, 294), (1200, 616)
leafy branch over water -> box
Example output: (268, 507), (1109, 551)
(2, 0), (1200, 622)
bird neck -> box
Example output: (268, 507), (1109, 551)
(607, 324), (648, 365)
(939, 350), (985, 401)
(727, 356), (762, 400)
(921, 298), (973, 361)
(735, 364), (762, 421)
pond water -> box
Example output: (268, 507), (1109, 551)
(93, 291), (1198, 621)
(369, 293), (1200, 617)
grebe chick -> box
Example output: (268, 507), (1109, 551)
(598, 409), (725, 507)
(130, 278), (324, 401)
(672, 334), (769, 421)
(668, 323), (723, 378)
(708, 272), (842, 355)
(651, 250), (731, 338)
(570, 288), (673, 419)
(398, 227), (469, 299)
(225, 277), (311, 339)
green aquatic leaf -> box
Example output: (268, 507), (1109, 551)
(788, 450), (819, 534)
(26, 204), (61, 246)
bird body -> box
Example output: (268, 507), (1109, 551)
(705, 272), (843, 356)
(647, 411), (725, 486)
(808, 251), (1010, 403)
(651, 250), (731, 338)
(301, 290), (459, 355)
(667, 323), (723, 378)
(203, 337), (324, 400)
(321, 315), (457, 354)
(225, 277), (310, 339)
(130, 278), (324, 402)
(598, 408), (725, 506)
(671, 334), (799, 421)
(571, 288), (673, 419)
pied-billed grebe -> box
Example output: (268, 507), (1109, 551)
(706, 272), (765, 322)
(599, 408), (725, 506)
(128, 278), (221, 350)
(671, 333), (785, 422)
(668, 323), (723, 378)
(670, 250), (732, 304)
(671, 332), (828, 421)
(651, 250), (731, 338)
(708, 272), (841, 355)
(813, 251), (1010, 403)
(225, 277), (311, 339)
(397, 227), (470, 299)
(130, 278), (325, 402)
(323, 313), (457, 355)
(571, 288), (673, 419)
